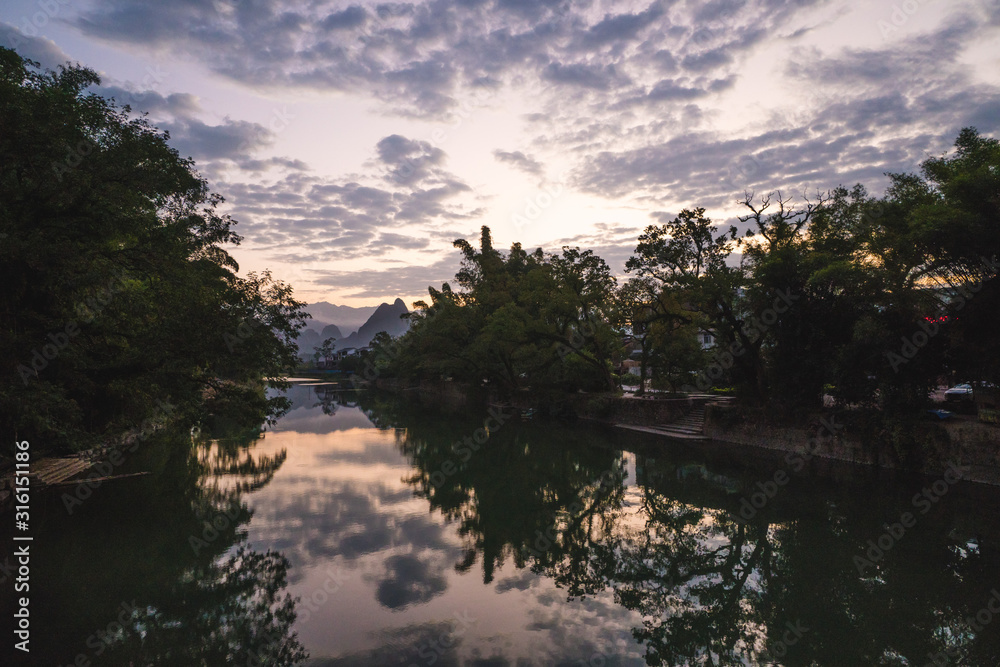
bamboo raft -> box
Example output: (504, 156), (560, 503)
(0, 454), (149, 512)
(29, 456), (93, 486)
(0, 455), (90, 509)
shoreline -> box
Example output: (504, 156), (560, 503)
(369, 379), (1000, 487)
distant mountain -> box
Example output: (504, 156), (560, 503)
(294, 299), (409, 360)
(297, 328), (320, 358)
(336, 299), (410, 350)
(319, 324), (342, 340)
(304, 302), (378, 334)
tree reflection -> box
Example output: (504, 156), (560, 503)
(192, 425), (289, 497)
(102, 425), (308, 665)
(20, 421), (307, 666)
(605, 467), (776, 665)
(364, 394), (627, 584)
(314, 384), (356, 415)
(105, 547), (306, 666)
(370, 391), (1000, 667)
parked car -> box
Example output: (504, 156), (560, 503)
(944, 383), (973, 400)
(944, 383), (975, 413)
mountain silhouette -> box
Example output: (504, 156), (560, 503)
(320, 324), (343, 340)
(295, 299), (409, 359)
(337, 299), (409, 349)
(304, 302), (378, 333)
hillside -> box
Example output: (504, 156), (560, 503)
(295, 299), (409, 360)
(304, 302), (378, 333)
(336, 299), (409, 350)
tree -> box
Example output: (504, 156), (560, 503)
(626, 209), (751, 395)
(736, 190), (833, 408)
(314, 337), (337, 368)
(617, 277), (705, 395)
(390, 226), (620, 398)
(906, 128), (1000, 386)
(0, 48), (307, 451)
(911, 127), (1000, 280)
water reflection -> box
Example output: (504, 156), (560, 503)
(9, 384), (1000, 666)
(383, 398), (627, 585)
(350, 391), (1000, 666)
(249, 386), (645, 664)
(0, 421), (305, 665)
(97, 427), (307, 665)
(108, 546), (306, 665)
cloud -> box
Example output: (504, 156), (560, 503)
(577, 3), (666, 48)
(68, 0), (827, 119)
(0, 24), (74, 70)
(234, 157), (310, 173)
(321, 5), (368, 30)
(565, 8), (1000, 211)
(547, 222), (648, 276)
(374, 553), (448, 609)
(375, 134), (447, 186)
(645, 78), (713, 101)
(542, 61), (626, 91)
(10, 0), (1000, 304)
(95, 86), (201, 116)
(0, 27), (283, 169)
(681, 47), (733, 72)
(310, 257), (460, 300)
(164, 117), (274, 161)
(220, 135), (480, 268)
(493, 150), (545, 177)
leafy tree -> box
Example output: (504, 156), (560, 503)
(617, 277), (705, 394)
(0, 48), (306, 451)
(391, 226), (620, 398)
(736, 190), (833, 409)
(911, 128), (1000, 279)
(906, 128), (1000, 386)
(626, 209), (752, 395)
(313, 337), (337, 368)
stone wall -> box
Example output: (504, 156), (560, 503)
(704, 404), (1000, 486)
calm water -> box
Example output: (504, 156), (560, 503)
(4, 382), (1000, 666)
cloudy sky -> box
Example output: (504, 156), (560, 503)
(3, 0), (999, 306)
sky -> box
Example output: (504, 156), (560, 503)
(2, 0), (999, 306)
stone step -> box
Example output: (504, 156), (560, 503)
(615, 423), (709, 441)
(656, 425), (703, 434)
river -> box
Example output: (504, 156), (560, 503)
(5, 380), (1000, 665)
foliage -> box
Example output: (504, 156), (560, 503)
(0, 48), (307, 451)
(313, 337), (337, 367)
(625, 208), (753, 396)
(384, 226), (621, 398)
(623, 129), (998, 421)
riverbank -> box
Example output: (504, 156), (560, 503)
(371, 377), (714, 423)
(369, 378), (1000, 486)
(702, 404), (1000, 487)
